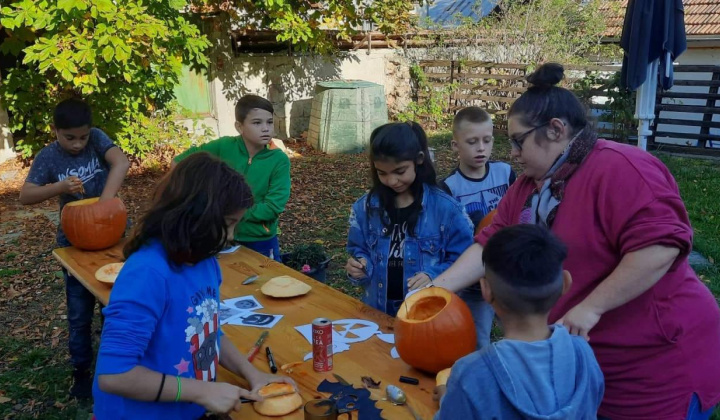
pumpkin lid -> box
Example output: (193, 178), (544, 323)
(95, 262), (124, 284)
(261, 276), (312, 298)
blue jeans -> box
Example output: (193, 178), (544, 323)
(598, 394), (715, 420)
(458, 286), (495, 349)
(240, 236), (281, 262)
(64, 268), (96, 370)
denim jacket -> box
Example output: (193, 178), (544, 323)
(347, 184), (474, 315)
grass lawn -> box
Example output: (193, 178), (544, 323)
(659, 154), (720, 301)
(658, 154), (720, 420)
(0, 132), (718, 418)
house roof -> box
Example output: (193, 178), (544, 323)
(417, 0), (499, 27)
(600, 0), (720, 38)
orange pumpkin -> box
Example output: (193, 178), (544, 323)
(475, 209), (497, 236)
(395, 287), (477, 373)
(61, 197), (127, 250)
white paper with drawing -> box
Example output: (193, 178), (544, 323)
(223, 295), (263, 312)
(226, 312), (283, 329)
(294, 319), (398, 359)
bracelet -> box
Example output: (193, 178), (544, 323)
(154, 373), (166, 402)
(175, 376), (182, 402)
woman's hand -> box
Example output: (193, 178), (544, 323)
(196, 382), (246, 414)
(346, 257), (367, 279)
(557, 302), (603, 341)
(246, 371), (297, 397)
(408, 273), (432, 290)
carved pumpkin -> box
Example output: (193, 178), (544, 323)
(475, 209), (497, 236)
(395, 287), (477, 373)
(61, 197), (127, 250)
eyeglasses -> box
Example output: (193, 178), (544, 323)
(509, 122), (549, 151)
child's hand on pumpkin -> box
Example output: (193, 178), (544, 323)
(59, 176), (84, 195)
(346, 257), (368, 279)
(432, 385), (446, 402)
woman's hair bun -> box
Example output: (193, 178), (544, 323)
(526, 63), (565, 88)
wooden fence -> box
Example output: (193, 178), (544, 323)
(416, 60), (720, 156)
(650, 65), (720, 155)
(416, 60), (619, 133)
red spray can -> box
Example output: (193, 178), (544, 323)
(312, 318), (333, 372)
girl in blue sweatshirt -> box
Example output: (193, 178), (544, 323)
(93, 152), (294, 419)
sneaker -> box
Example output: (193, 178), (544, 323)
(70, 369), (93, 399)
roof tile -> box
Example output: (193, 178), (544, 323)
(602, 0), (720, 37)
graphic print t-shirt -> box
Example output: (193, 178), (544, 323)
(25, 128), (116, 246)
(441, 161), (516, 228)
(93, 240), (223, 420)
(387, 206), (414, 301)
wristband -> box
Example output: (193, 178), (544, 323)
(175, 376), (182, 402)
(154, 373), (166, 402)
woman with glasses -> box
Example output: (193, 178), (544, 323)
(432, 63), (720, 420)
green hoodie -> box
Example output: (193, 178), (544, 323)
(174, 136), (291, 242)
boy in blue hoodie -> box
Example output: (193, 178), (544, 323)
(435, 224), (604, 420)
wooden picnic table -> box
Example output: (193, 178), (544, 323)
(53, 241), (438, 419)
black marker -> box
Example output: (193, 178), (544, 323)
(266, 346), (278, 373)
(399, 375), (419, 385)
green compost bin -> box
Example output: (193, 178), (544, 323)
(308, 80), (388, 154)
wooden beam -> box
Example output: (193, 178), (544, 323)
(654, 131), (720, 141)
(453, 94), (517, 103)
(673, 65), (720, 73)
(657, 118), (720, 129)
(658, 91), (720, 100)
(673, 80), (720, 87)
(657, 104), (720, 114)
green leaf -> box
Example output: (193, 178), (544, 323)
(0, 37), (27, 56)
(123, 73), (132, 83)
(0, 15), (17, 30)
(58, 0), (88, 13)
(101, 45), (114, 62)
(94, 0), (114, 12)
(114, 45), (130, 62)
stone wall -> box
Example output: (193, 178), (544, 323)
(209, 48), (411, 139)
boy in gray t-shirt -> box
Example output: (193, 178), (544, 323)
(440, 107), (515, 349)
(20, 98), (129, 399)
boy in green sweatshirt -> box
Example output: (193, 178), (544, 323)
(173, 95), (291, 260)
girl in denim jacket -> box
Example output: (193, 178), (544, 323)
(346, 122), (474, 316)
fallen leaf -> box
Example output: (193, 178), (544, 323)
(0, 397), (11, 404)
(361, 376), (381, 389)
